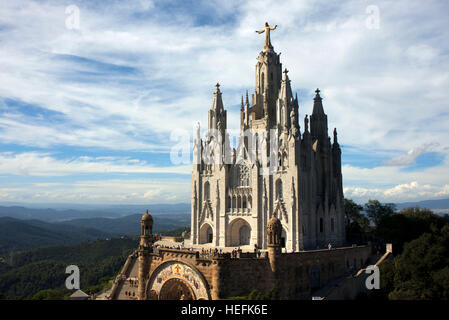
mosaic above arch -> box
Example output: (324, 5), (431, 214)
(147, 261), (210, 300)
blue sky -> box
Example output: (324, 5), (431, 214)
(0, 0), (448, 205)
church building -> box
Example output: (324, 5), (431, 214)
(107, 24), (378, 301)
(190, 23), (345, 251)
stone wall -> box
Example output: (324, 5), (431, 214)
(134, 244), (371, 300)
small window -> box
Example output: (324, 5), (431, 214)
(204, 181), (210, 200)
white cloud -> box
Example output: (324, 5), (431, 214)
(0, 152), (191, 176)
(384, 142), (439, 166)
(0, 178), (190, 204)
(0, 0), (449, 204)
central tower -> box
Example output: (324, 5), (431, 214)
(190, 23), (346, 251)
(252, 22), (283, 127)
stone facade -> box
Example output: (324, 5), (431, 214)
(191, 25), (345, 251)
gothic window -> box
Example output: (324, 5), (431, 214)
(237, 195), (241, 209)
(261, 72), (265, 93)
(319, 218), (323, 233)
(276, 179), (283, 199)
(248, 196), (252, 209)
(243, 196), (247, 209)
(280, 106), (284, 125)
(204, 181), (210, 201)
(227, 196), (231, 210)
(238, 165), (250, 187)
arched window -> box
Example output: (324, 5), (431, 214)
(276, 179), (283, 199)
(261, 72), (265, 93)
(319, 218), (323, 233)
(204, 181), (210, 200)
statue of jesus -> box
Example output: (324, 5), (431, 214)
(256, 22), (277, 51)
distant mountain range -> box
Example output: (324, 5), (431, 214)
(0, 216), (115, 254)
(396, 198), (449, 214)
(56, 213), (190, 236)
(0, 203), (190, 222)
(1, 198), (448, 255)
(0, 204), (191, 255)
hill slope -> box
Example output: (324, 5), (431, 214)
(0, 238), (138, 299)
(0, 217), (116, 254)
(56, 213), (190, 236)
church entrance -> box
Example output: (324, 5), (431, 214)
(229, 218), (251, 246)
(199, 223), (213, 244)
(159, 278), (195, 300)
(239, 225), (250, 245)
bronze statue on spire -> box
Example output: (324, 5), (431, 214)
(256, 22), (277, 51)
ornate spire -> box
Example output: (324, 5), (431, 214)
(245, 90), (250, 124)
(333, 128), (338, 144)
(310, 88), (328, 141)
(211, 83), (224, 112)
(312, 88), (325, 115)
(209, 83), (227, 135)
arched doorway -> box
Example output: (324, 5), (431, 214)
(159, 278), (195, 300)
(239, 225), (250, 245)
(199, 223), (213, 244)
(229, 218), (251, 246)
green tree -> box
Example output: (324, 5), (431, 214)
(345, 199), (370, 231)
(364, 200), (396, 227)
(376, 207), (446, 254)
(344, 198), (371, 244)
(31, 289), (65, 300)
(383, 225), (449, 300)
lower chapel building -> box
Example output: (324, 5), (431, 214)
(108, 24), (380, 300)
